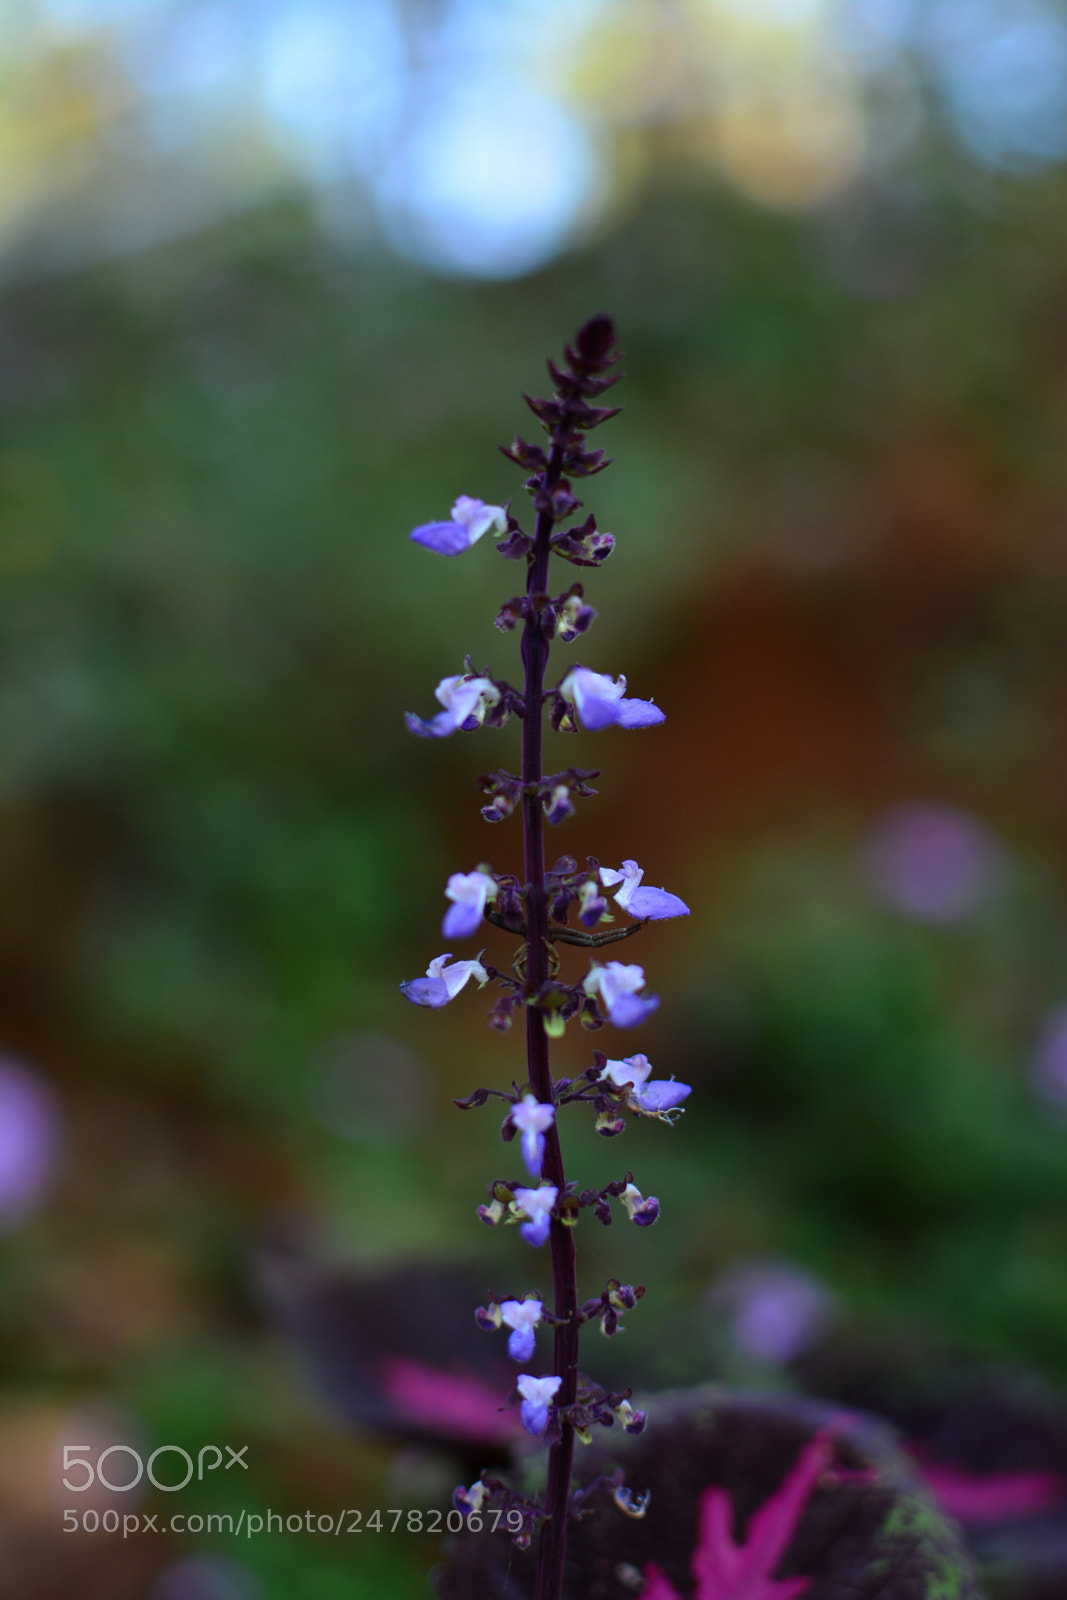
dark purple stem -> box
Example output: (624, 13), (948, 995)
(522, 436), (578, 1600)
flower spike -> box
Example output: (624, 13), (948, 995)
(397, 320), (692, 1591)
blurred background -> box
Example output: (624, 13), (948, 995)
(5, 0), (1067, 1594)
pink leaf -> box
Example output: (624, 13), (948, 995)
(915, 1457), (1063, 1526)
(642, 1428), (835, 1600)
(640, 1566), (684, 1600)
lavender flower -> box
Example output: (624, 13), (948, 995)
(405, 672), (501, 739)
(510, 1095), (556, 1178)
(410, 496), (508, 556)
(400, 953), (488, 1008)
(517, 1373), (561, 1437)
(583, 960), (660, 1027)
(620, 1182), (660, 1227)
(558, 667), (664, 732)
(442, 867), (498, 940)
(511, 1184), (558, 1247)
(500, 1298), (544, 1362)
(600, 859), (689, 921)
(598, 1054), (691, 1120)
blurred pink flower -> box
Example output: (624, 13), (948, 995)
(0, 1054), (61, 1229)
(707, 1262), (835, 1365)
(862, 803), (1005, 923)
(1031, 1004), (1067, 1111)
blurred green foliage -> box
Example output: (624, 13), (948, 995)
(5, 151), (1067, 1594)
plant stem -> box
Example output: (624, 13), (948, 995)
(523, 439), (578, 1600)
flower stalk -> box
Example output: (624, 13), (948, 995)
(401, 316), (691, 1598)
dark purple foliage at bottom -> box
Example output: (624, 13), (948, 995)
(434, 1392), (984, 1600)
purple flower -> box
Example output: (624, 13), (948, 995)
(620, 1181), (660, 1226)
(500, 1298), (544, 1362)
(516, 1373), (561, 1436)
(0, 1055), (61, 1230)
(558, 667), (665, 732)
(510, 1095), (556, 1178)
(614, 1399), (647, 1435)
(707, 1261), (836, 1365)
(556, 591), (596, 642)
(577, 879), (609, 927)
(862, 803), (1005, 924)
(1032, 1004), (1067, 1112)
(442, 868), (498, 940)
(410, 496), (507, 556)
(406, 673), (501, 739)
(511, 1184), (558, 1247)
(400, 953), (489, 1008)
(600, 859), (689, 921)
(598, 1054), (691, 1120)
(583, 961), (660, 1027)
(453, 1480), (490, 1515)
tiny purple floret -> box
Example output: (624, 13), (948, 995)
(442, 868), (497, 940)
(517, 1373), (561, 1436)
(559, 667), (664, 733)
(406, 673), (501, 740)
(510, 1095), (556, 1178)
(500, 1298), (544, 1362)
(400, 953), (489, 1008)
(598, 1054), (691, 1118)
(583, 961), (659, 1028)
(512, 1185), (558, 1247)
(600, 859), (689, 921)
(410, 496), (507, 556)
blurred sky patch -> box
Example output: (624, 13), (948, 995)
(6, 0), (1067, 280)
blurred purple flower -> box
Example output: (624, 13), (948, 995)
(150, 1555), (262, 1600)
(442, 867), (498, 940)
(583, 961), (659, 1027)
(0, 1055), (61, 1230)
(707, 1262), (836, 1366)
(862, 803), (1006, 923)
(512, 1184), (558, 1247)
(1031, 1005), (1067, 1112)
